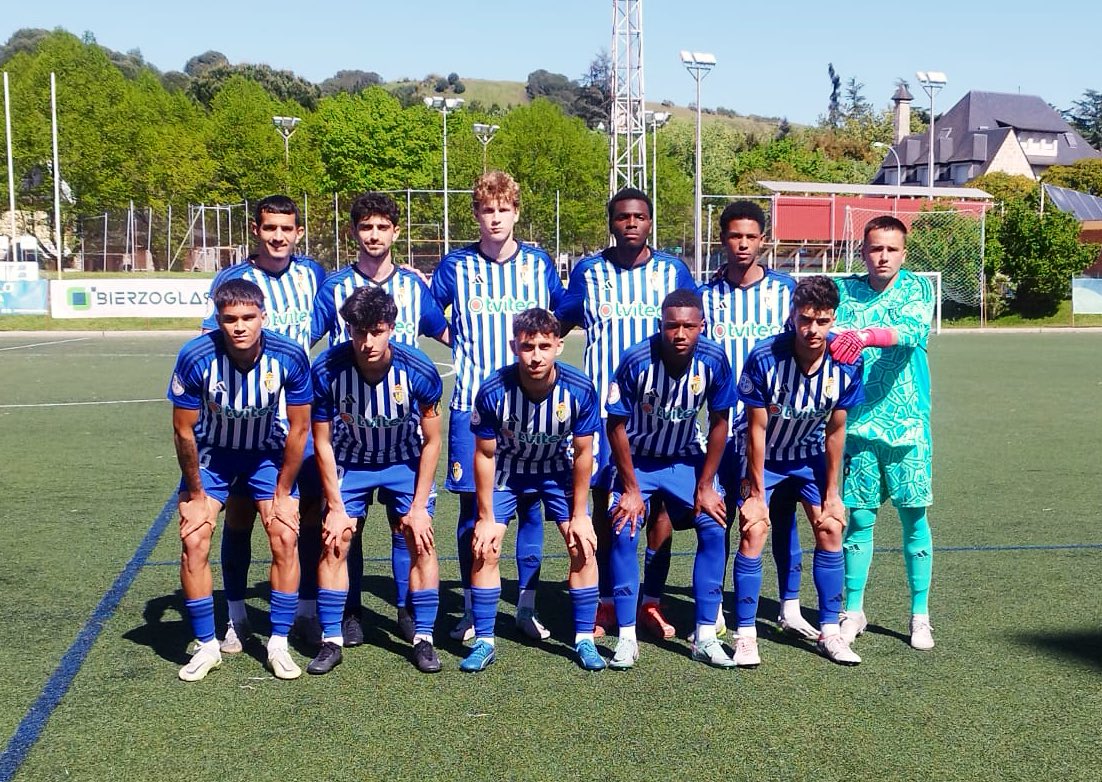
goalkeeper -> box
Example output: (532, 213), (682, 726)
(828, 215), (936, 652)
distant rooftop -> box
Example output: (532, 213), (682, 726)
(757, 181), (993, 200)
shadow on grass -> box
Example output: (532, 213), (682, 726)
(1014, 630), (1102, 670)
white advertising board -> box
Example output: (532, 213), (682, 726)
(50, 279), (212, 319)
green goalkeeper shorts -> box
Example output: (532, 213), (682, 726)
(842, 436), (932, 509)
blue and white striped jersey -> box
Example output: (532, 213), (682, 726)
(472, 363), (600, 480)
(699, 269), (795, 433)
(431, 243), (564, 411)
(168, 331), (312, 452)
(201, 256), (326, 352)
(311, 264), (447, 349)
(738, 332), (865, 461)
(556, 250), (695, 421)
(311, 340), (443, 466)
(605, 334), (735, 459)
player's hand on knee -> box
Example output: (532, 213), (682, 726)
(818, 494), (846, 532)
(400, 506), (435, 556)
(694, 483), (727, 528)
(738, 496), (770, 536)
(265, 494), (300, 534)
(179, 495), (218, 541)
(322, 507), (357, 555)
(472, 518), (503, 561)
(565, 515), (597, 559)
(611, 490), (645, 537)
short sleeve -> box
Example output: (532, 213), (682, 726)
(283, 346), (313, 406)
(410, 356), (444, 408)
(544, 255), (566, 311)
(471, 386), (500, 440)
(572, 378), (601, 436)
(706, 350), (737, 412)
(737, 352), (769, 409)
(555, 261), (587, 328)
(311, 361), (335, 423)
(674, 259), (696, 291)
(430, 257), (455, 315)
(836, 360), (866, 410)
(605, 360), (636, 418)
(416, 276), (449, 338)
(310, 281), (337, 346)
(167, 349), (203, 409)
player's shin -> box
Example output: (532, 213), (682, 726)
(516, 499), (543, 610)
(842, 508), (878, 612)
(899, 507), (932, 615)
(692, 517), (727, 640)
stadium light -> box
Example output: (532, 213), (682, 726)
(272, 116), (301, 166)
(425, 96), (465, 254)
(915, 71), (947, 194)
(644, 110), (672, 247)
(873, 141), (902, 209)
(472, 122), (500, 173)
(681, 51), (716, 279)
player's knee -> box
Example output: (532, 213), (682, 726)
(181, 535), (211, 569)
(814, 524), (842, 549)
(267, 526), (298, 559)
(740, 527), (767, 555)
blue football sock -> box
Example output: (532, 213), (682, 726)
(409, 589), (440, 638)
(641, 540), (672, 601)
(220, 525), (251, 603)
(297, 523), (321, 603)
(471, 586), (500, 640)
(692, 516), (726, 626)
(457, 494), (477, 592)
(391, 531), (411, 609)
(812, 548), (845, 626)
(516, 499), (543, 594)
(770, 496), (802, 601)
(569, 585), (600, 636)
(317, 587), (347, 640)
(609, 521), (641, 628)
(185, 595), (216, 643)
(733, 552), (764, 629)
(269, 589), (298, 638)
(345, 528), (363, 614)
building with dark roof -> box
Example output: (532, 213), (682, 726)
(874, 89), (1101, 188)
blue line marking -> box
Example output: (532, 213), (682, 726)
(141, 540), (1102, 569)
(0, 496), (176, 782)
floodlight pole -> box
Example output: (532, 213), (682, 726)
(3, 72), (15, 254)
(426, 97), (464, 255)
(681, 51), (715, 280)
(645, 110), (671, 247)
(916, 72), (947, 196)
(473, 122), (499, 173)
(50, 72), (62, 278)
(272, 115), (302, 166)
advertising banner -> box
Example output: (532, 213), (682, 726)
(0, 280), (49, 314)
(49, 279), (212, 319)
(1072, 277), (1102, 315)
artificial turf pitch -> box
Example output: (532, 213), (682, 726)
(0, 332), (1099, 781)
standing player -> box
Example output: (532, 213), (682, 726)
(700, 200), (815, 640)
(169, 279), (312, 681)
(462, 308), (603, 672)
(307, 287), (444, 674)
(828, 216), (937, 651)
(431, 171), (565, 642)
(604, 289), (735, 669)
(199, 195), (327, 656)
(734, 276), (865, 666)
(311, 192), (449, 646)
(556, 188), (696, 639)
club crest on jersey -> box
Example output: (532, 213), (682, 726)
(648, 267), (661, 287)
(556, 401), (568, 422)
(690, 374), (704, 394)
(394, 286), (408, 306)
(263, 372), (277, 393)
(738, 373), (754, 394)
(392, 384), (405, 404)
(607, 382), (621, 405)
(451, 461), (463, 482)
(516, 260), (533, 284)
(824, 377), (836, 398)
(171, 373), (185, 396)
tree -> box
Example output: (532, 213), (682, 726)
(1043, 158), (1102, 195)
(204, 76), (285, 200)
(447, 72), (459, 86)
(967, 172), (1038, 203)
(843, 77), (873, 121)
(183, 50), (228, 77)
(573, 51), (611, 129)
(0, 28), (51, 67)
(1064, 89), (1102, 149)
(825, 63), (842, 128)
(997, 201), (1098, 316)
(189, 63), (321, 110)
(319, 70), (382, 96)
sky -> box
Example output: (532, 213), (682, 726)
(3, 1), (1100, 125)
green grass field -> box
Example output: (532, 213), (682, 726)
(1, 333), (1100, 781)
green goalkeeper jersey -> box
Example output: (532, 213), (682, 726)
(835, 269), (934, 447)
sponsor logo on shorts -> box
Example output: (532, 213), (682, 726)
(451, 461), (463, 482)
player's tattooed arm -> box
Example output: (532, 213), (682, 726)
(173, 406), (218, 539)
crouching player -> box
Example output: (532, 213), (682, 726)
(605, 289), (736, 670)
(168, 278), (311, 682)
(734, 276), (865, 666)
(462, 308), (604, 672)
(307, 287), (444, 674)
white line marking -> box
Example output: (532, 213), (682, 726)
(0, 337), (90, 352)
(0, 398), (164, 409)
(433, 361), (456, 378)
